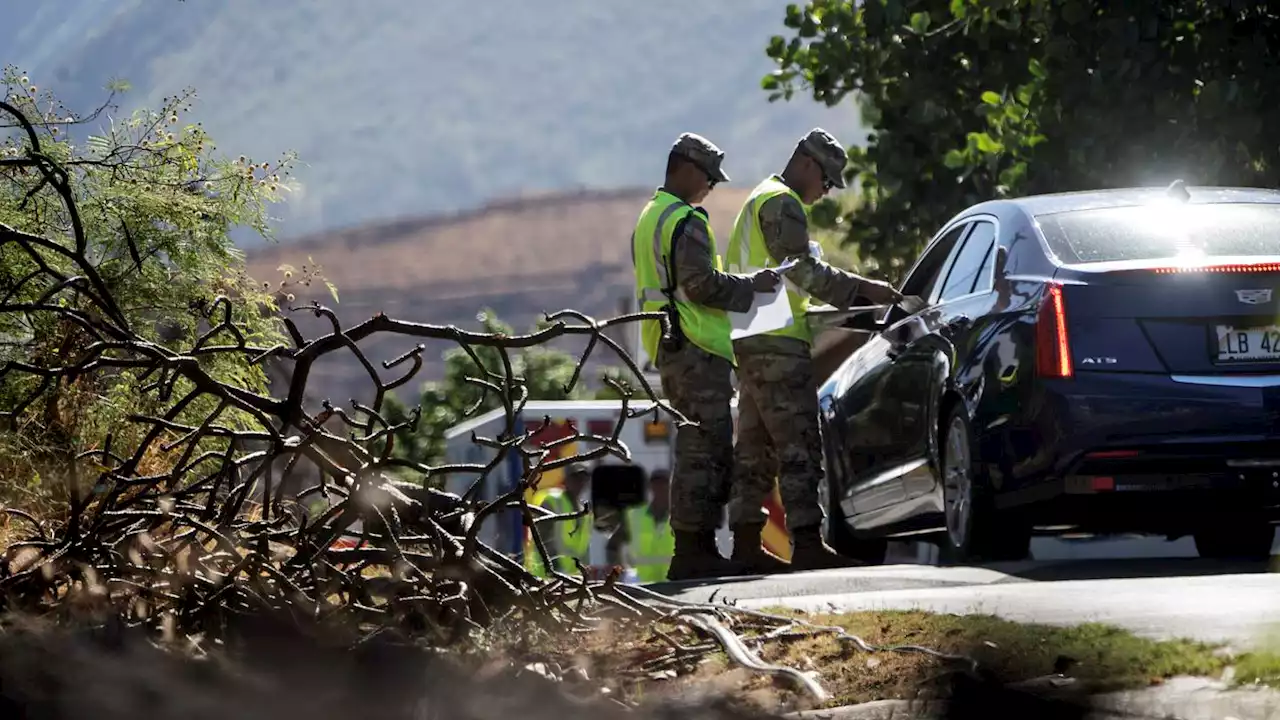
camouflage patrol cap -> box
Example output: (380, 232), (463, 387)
(671, 132), (730, 183)
(797, 127), (848, 189)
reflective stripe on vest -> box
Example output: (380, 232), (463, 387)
(631, 190), (736, 363)
(725, 175), (814, 344)
(626, 505), (674, 584)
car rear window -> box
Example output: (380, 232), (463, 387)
(1036, 203), (1280, 264)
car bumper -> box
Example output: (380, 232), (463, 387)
(991, 371), (1280, 528)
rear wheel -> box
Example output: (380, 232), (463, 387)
(1193, 520), (1275, 561)
(939, 406), (1031, 564)
(819, 469), (887, 564)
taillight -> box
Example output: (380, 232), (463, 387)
(1152, 262), (1280, 274)
(1035, 282), (1072, 378)
(1085, 449), (1140, 459)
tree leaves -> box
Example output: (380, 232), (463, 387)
(763, 1), (1280, 279)
(0, 70), (294, 504)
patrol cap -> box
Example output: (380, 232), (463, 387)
(671, 132), (730, 183)
(796, 127), (848, 189)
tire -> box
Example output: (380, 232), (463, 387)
(1193, 520), (1276, 561)
(938, 405), (1030, 564)
(819, 468), (887, 565)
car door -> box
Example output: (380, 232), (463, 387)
(880, 221), (998, 502)
(836, 222), (974, 521)
(934, 218), (1000, 412)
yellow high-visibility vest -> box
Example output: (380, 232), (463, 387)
(632, 189), (736, 363)
(524, 488), (591, 577)
(626, 505), (674, 583)
(724, 175), (813, 344)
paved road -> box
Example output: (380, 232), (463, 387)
(646, 536), (1280, 648)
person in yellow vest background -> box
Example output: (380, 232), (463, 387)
(524, 463), (592, 578)
(631, 132), (781, 581)
(622, 468), (675, 583)
(723, 128), (903, 573)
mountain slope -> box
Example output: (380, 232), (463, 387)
(4, 0), (860, 242)
(244, 186), (755, 404)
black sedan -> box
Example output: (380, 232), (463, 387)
(817, 184), (1280, 564)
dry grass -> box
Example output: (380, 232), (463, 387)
(522, 608), (1280, 710)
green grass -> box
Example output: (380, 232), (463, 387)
(745, 608), (1280, 706)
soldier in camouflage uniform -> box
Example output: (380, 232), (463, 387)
(631, 133), (781, 581)
(724, 128), (903, 572)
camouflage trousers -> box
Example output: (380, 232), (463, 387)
(727, 335), (826, 532)
(657, 342), (734, 533)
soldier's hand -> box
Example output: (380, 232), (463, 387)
(860, 279), (903, 305)
(751, 269), (781, 293)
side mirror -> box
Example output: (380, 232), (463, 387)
(842, 308), (886, 333)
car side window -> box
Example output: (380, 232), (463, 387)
(967, 222), (999, 294)
(938, 220), (996, 303)
(901, 223), (972, 303)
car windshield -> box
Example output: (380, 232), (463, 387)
(1036, 202), (1280, 264)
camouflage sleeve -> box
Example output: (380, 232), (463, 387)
(758, 194), (863, 309)
(671, 214), (756, 313)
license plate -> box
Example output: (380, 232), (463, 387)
(1214, 325), (1280, 362)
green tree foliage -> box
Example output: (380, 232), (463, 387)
(381, 309), (624, 472)
(0, 68), (297, 509)
(764, 1), (1280, 280)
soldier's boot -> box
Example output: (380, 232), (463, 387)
(666, 530), (748, 581)
(731, 524), (792, 575)
(788, 524), (867, 571)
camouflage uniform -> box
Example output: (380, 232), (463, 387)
(727, 129), (869, 569)
(659, 205), (756, 527)
(643, 134), (759, 579)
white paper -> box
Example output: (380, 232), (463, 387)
(729, 283), (795, 339)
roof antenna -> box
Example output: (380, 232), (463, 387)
(1166, 179), (1191, 202)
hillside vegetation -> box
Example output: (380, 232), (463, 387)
(4, 0), (860, 241)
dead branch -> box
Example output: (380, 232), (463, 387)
(0, 98), (977, 707)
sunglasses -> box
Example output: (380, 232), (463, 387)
(696, 163), (720, 189)
(800, 148), (838, 191)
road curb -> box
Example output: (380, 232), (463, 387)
(1090, 676), (1280, 720)
(788, 699), (943, 720)
(785, 676), (1280, 720)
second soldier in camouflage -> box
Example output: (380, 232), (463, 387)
(723, 128), (903, 572)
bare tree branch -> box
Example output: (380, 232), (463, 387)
(0, 97), (977, 707)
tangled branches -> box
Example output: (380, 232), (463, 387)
(0, 83), (682, 640)
(0, 92), (980, 709)
(0, 205), (680, 635)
